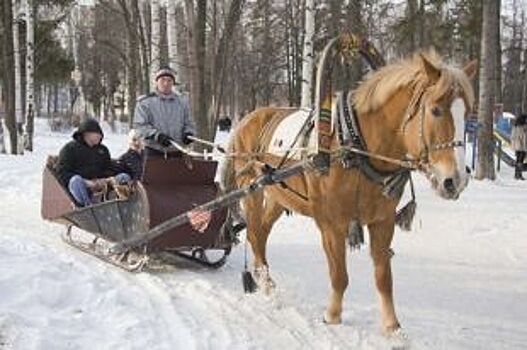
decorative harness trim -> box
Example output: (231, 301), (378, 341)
(336, 91), (407, 187)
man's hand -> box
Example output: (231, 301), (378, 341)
(187, 208), (212, 233)
(85, 179), (108, 192)
(156, 133), (173, 147)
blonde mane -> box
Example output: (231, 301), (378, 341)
(352, 49), (475, 116)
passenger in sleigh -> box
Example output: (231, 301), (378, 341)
(55, 118), (132, 207)
(114, 129), (145, 181)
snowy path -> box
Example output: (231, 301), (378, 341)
(1, 122), (526, 349)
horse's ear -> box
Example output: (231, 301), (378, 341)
(419, 53), (440, 83)
(463, 60), (477, 80)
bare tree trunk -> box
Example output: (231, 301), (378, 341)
(0, 120), (5, 154)
(406, 0), (418, 52)
(53, 83), (58, 114)
(47, 84), (52, 118)
(150, 0), (161, 81)
(133, 0), (150, 94)
(13, 0), (23, 154)
(300, 0), (314, 108)
(210, 0), (245, 134)
(1, 0), (17, 154)
(24, 0), (35, 151)
(495, 0), (502, 104)
(523, 41), (527, 112)
(0, 88), (5, 154)
(117, 0), (139, 128)
(285, 0), (293, 106)
(184, 0), (197, 107)
(0, 1), (7, 153)
(167, 0), (178, 71)
(476, 0), (498, 180)
(194, 0), (208, 140)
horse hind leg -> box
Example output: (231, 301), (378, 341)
(243, 193), (284, 294)
(367, 218), (401, 335)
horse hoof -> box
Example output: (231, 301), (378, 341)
(253, 266), (276, 295)
(384, 326), (408, 340)
(322, 313), (341, 325)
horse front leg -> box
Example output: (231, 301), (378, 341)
(243, 192), (284, 294)
(367, 218), (401, 334)
(318, 221), (349, 324)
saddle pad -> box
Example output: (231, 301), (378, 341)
(267, 109), (317, 160)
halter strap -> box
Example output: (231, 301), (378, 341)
(416, 92), (465, 168)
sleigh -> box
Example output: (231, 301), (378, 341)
(41, 152), (239, 271)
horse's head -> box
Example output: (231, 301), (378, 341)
(403, 53), (477, 200)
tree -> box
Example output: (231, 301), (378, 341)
(193, 0), (208, 140)
(150, 0), (161, 81)
(300, 0), (314, 108)
(502, 0), (524, 113)
(476, 0), (499, 180)
(1, 0), (18, 154)
(167, 0), (178, 71)
(24, 0), (35, 151)
(13, 0), (24, 154)
(209, 0), (246, 132)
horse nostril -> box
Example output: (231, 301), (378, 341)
(465, 166), (471, 175)
(443, 178), (456, 194)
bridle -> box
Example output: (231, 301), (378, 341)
(402, 83), (466, 173)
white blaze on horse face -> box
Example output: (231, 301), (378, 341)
(429, 97), (468, 199)
(451, 98), (466, 174)
(450, 97), (469, 195)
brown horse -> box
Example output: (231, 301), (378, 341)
(221, 50), (476, 334)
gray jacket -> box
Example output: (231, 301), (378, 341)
(133, 90), (196, 151)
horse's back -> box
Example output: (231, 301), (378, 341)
(233, 107), (300, 152)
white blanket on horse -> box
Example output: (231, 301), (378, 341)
(267, 109), (318, 160)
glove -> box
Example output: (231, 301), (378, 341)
(183, 132), (194, 145)
(156, 133), (173, 147)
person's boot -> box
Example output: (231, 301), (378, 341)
(515, 167), (525, 180)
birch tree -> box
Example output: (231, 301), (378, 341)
(24, 0), (35, 151)
(167, 0), (178, 71)
(150, 0), (161, 82)
(300, 0), (314, 108)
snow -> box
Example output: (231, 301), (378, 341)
(1, 119), (526, 349)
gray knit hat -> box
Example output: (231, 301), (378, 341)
(155, 66), (176, 83)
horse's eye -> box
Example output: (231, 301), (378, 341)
(431, 106), (442, 117)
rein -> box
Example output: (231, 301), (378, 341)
(182, 84), (466, 178)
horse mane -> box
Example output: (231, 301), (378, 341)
(352, 49), (475, 116)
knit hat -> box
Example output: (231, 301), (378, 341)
(155, 66), (176, 83)
(73, 118), (104, 141)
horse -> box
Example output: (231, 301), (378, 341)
(221, 49), (476, 335)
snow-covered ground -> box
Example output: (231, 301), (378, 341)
(1, 120), (526, 350)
